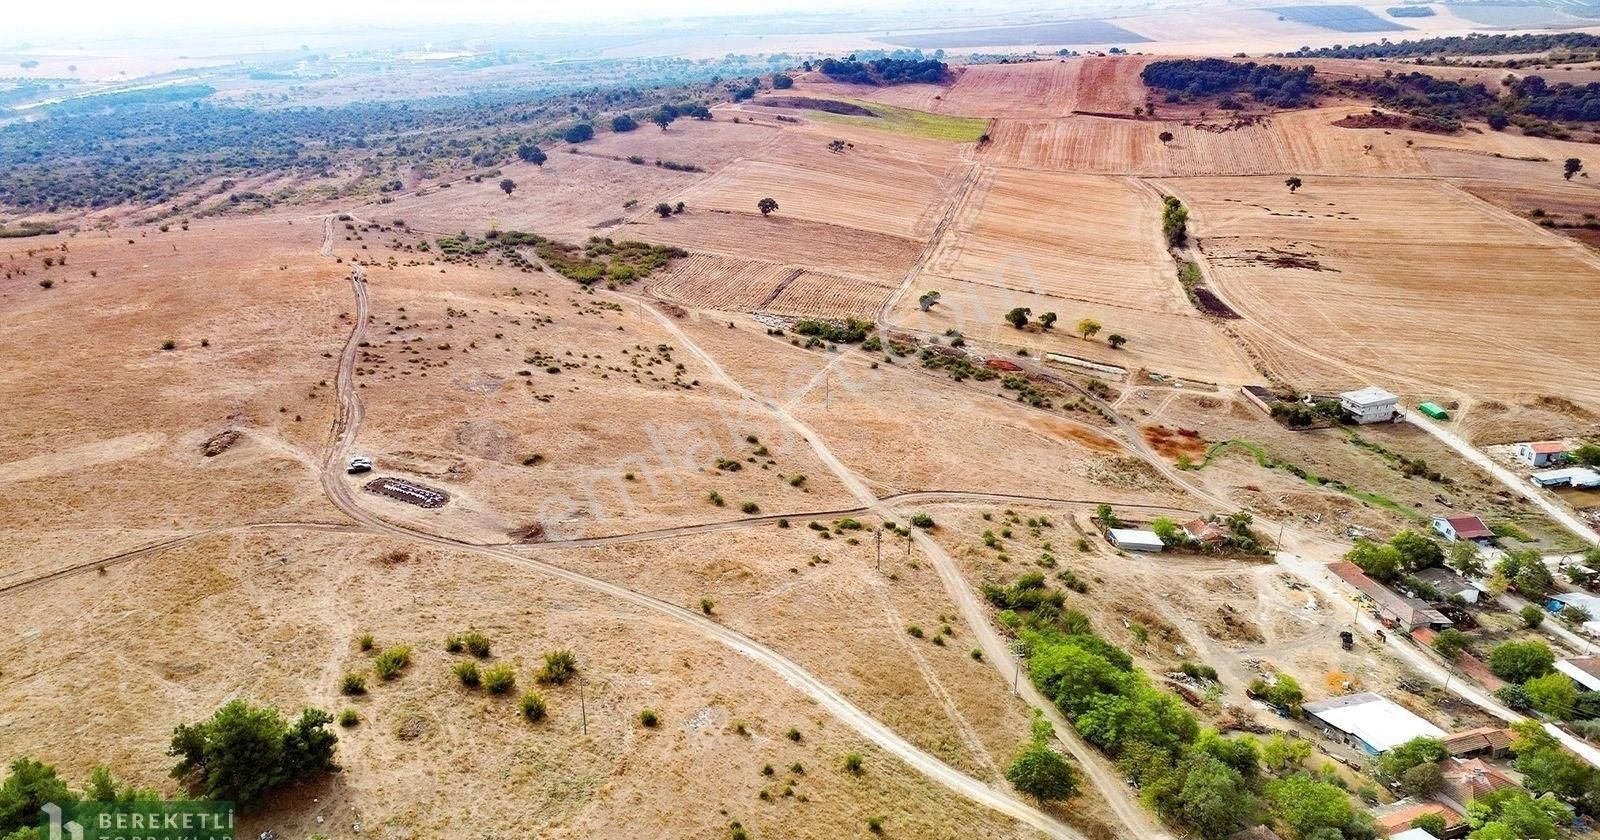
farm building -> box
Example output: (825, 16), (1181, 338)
(1546, 593), (1600, 636)
(1431, 514), (1494, 544)
(1305, 692), (1446, 754)
(1417, 402), (1449, 421)
(1530, 467), (1600, 489)
(1412, 566), (1480, 604)
(1555, 656), (1600, 692)
(1339, 387), (1399, 424)
(1240, 385), (1282, 415)
(1108, 528), (1164, 552)
(1329, 561), (1452, 631)
(1517, 441), (1571, 468)
(1437, 757), (1518, 813)
(1442, 726), (1513, 759)
(1182, 518), (1228, 545)
(1372, 799), (1461, 837)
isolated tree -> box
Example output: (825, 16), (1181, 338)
(612, 114), (638, 132)
(828, 139), (847, 153)
(653, 110), (675, 131)
(168, 700), (338, 808)
(1107, 333), (1127, 349)
(1076, 318), (1102, 340)
(1006, 741), (1078, 802)
(1285, 176), (1303, 193)
(674, 201), (686, 214)
(1487, 639), (1554, 683)
(517, 144), (547, 166)
(1565, 157), (1584, 180)
(1431, 627), (1470, 661)
(655, 202), (674, 218)
(1158, 130), (1174, 145)
(1447, 540), (1485, 578)
(563, 123), (594, 144)
(1039, 312), (1058, 330)
(757, 197), (778, 216)
(772, 73), (794, 89)
(918, 290), (941, 312)
(1005, 307), (1032, 329)
(499, 178), (516, 195)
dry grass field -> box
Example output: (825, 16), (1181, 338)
(1168, 175), (1600, 413)
(12, 46), (1600, 840)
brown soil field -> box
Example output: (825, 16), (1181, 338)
(627, 210), (924, 280)
(1167, 175), (1600, 413)
(766, 270), (895, 319)
(645, 253), (798, 311)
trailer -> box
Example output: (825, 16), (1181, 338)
(1418, 402), (1449, 421)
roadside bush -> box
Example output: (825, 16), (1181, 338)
(1521, 604), (1546, 628)
(520, 692), (547, 722)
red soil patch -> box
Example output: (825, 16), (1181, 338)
(1142, 425), (1210, 460)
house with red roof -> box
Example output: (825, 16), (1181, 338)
(1431, 515), (1495, 545)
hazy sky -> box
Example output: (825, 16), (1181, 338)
(9, 0), (917, 40)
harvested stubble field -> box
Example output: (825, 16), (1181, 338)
(1168, 175), (1600, 413)
(765, 270), (895, 319)
(798, 57), (1150, 119)
(645, 253), (798, 311)
(0, 530), (1040, 839)
(663, 124), (967, 240)
(628, 208), (924, 280)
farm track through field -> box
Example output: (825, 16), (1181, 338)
(314, 217), (1084, 838)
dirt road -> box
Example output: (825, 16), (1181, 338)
(317, 223), (1080, 838)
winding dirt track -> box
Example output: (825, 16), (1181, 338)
(316, 221), (1082, 838)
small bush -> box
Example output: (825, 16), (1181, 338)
(786, 727), (802, 742)
(338, 709), (360, 728)
(340, 673), (367, 696)
(445, 635), (464, 653)
(520, 692), (547, 722)
(640, 708), (660, 728)
(357, 633), (375, 652)
(373, 645), (412, 680)
(700, 597), (715, 615)
(461, 631), (492, 658)
(160, 339), (177, 351)
(483, 665), (517, 695)
(868, 816), (884, 834)
(843, 752), (864, 774)
(537, 650), (578, 685)
(454, 660), (481, 688)
(971, 648), (984, 661)
(740, 501), (759, 514)
(906, 625), (924, 638)
(910, 513), (935, 529)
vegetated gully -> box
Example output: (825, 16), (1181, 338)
(315, 217), (1084, 838)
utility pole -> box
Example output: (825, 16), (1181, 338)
(875, 527), (882, 572)
(580, 677), (588, 736)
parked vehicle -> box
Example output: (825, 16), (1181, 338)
(347, 456), (373, 474)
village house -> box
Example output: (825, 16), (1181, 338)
(1412, 567), (1480, 604)
(1330, 561), (1453, 631)
(1555, 655), (1600, 692)
(1442, 726), (1513, 759)
(1339, 386), (1400, 425)
(1516, 441), (1570, 468)
(1431, 514), (1495, 545)
(1108, 528), (1164, 552)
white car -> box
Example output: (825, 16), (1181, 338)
(347, 456), (373, 474)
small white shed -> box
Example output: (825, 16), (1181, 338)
(1108, 528), (1164, 552)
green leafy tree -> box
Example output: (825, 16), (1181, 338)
(1377, 737), (1448, 785)
(1400, 761), (1445, 798)
(1076, 318), (1102, 340)
(655, 202), (673, 218)
(772, 73), (794, 89)
(1261, 733), (1311, 774)
(1525, 671), (1579, 720)
(1107, 333), (1127, 349)
(1005, 307), (1032, 329)
(1005, 739), (1078, 802)
(1159, 130), (1174, 144)
(1520, 604), (1546, 628)
(1468, 787), (1568, 840)
(1390, 530), (1444, 570)
(168, 700), (338, 808)
(1573, 443), (1600, 467)
(611, 114), (638, 132)
(918, 290), (941, 312)
(517, 144), (547, 165)
(1155, 752), (1257, 839)
(563, 123), (594, 143)
(1411, 812), (1447, 836)
(757, 197), (778, 216)
(1344, 539), (1402, 582)
(1448, 540), (1486, 578)
(1487, 640), (1554, 683)
(1431, 627), (1470, 661)
(1039, 312), (1058, 330)
(1285, 176), (1303, 193)
(1265, 774), (1375, 840)
(1565, 157), (1584, 180)
(0, 758), (77, 836)
(499, 178), (516, 196)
